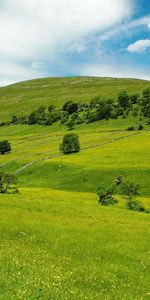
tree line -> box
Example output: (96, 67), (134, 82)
(1, 88), (150, 129)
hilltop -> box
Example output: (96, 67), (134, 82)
(0, 76), (150, 121)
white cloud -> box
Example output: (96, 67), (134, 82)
(0, 0), (134, 85)
(127, 39), (150, 53)
(99, 15), (150, 42)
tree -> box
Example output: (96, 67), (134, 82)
(0, 140), (11, 154)
(140, 89), (150, 118)
(120, 180), (145, 212)
(96, 183), (118, 206)
(130, 93), (140, 104)
(11, 115), (18, 124)
(0, 172), (18, 194)
(96, 99), (113, 120)
(118, 91), (130, 109)
(63, 101), (78, 114)
(60, 133), (80, 154)
(37, 106), (46, 115)
(48, 104), (55, 112)
(27, 111), (38, 125)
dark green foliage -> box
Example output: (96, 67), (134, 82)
(63, 101), (78, 114)
(0, 172), (18, 194)
(11, 115), (18, 124)
(44, 114), (55, 126)
(120, 180), (140, 200)
(0, 122), (6, 126)
(118, 91), (130, 109)
(97, 183), (118, 206)
(60, 133), (80, 154)
(67, 120), (75, 130)
(48, 104), (55, 112)
(130, 94), (140, 104)
(37, 106), (46, 115)
(115, 176), (123, 186)
(0, 140), (11, 154)
(119, 180), (145, 212)
(60, 111), (69, 124)
(145, 118), (150, 125)
(127, 125), (135, 131)
(138, 124), (144, 130)
(96, 99), (113, 120)
(27, 111), (38, 125)
(140, 88), (150, 118)
(127, 199), (145, 212)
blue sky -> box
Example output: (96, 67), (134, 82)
(0, 0), (150, 85)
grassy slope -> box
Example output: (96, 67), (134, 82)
(0, 77), (150, 299)
(0, 76), (150, 121)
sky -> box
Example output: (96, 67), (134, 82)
(0, 0), (150, 86)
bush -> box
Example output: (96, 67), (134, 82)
(0, 172), (18, 194)
(118, 91), (130, 109)
(60, 133), (80, 154)
(97, 183), (118, 206)
(63, 101), (78, 114)
(11, 115), (18, 124)
(0, 140), (11, 155)
(127, 125), (135, 131)
(127, 199), (145, 212)
(137, 124), (144, 130)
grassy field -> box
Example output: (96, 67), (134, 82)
(0, 76), (150, 121)
(0, 77), (150, 299)
(0, 118), (150, 299)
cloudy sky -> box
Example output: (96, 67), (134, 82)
(0, 0), (150, 86)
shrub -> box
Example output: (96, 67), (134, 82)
(127, 125), (135, 131)
(96, 183), (118, 206)
(137, 124), (144, 130)
(127, 199), (145, 212)
(0, 172), (18, 194)
(0, 122), (6, 126)
(27, 111), (38, 125)
(63, 101), (78, 114)
(120, 180), (140, 200)
(48, 104), (55, 112)
(118, 91), (130, 109)
(0, 140), (11, 155)
(11, 115), (18, 124)
(120, 180), (145, 212)
(145, 118), (150, 125)
(60, 133), (80, 154)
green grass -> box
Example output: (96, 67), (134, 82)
(0, 76), (150, 121)
(0, 188), (150, 300)
(0, 77), (150, 299)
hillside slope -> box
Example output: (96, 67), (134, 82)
(0, 76), (150, 121)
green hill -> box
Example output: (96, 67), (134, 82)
(0, 76), (150, 121)
(0, 77), (150, 299)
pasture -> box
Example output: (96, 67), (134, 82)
(0, 120), (150, 299)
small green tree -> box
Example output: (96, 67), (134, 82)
(0, 172), (18, 194)
(0, 140), (11, 155)
(11, 115), (18, 124)
(48, 104), (55, 112)
(27, 111), (38, 125)
(96, 183), (118, 206)
(118, 91), (130, 109)
(120, 180), (145, 212)
(60, 133), (80, 154)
